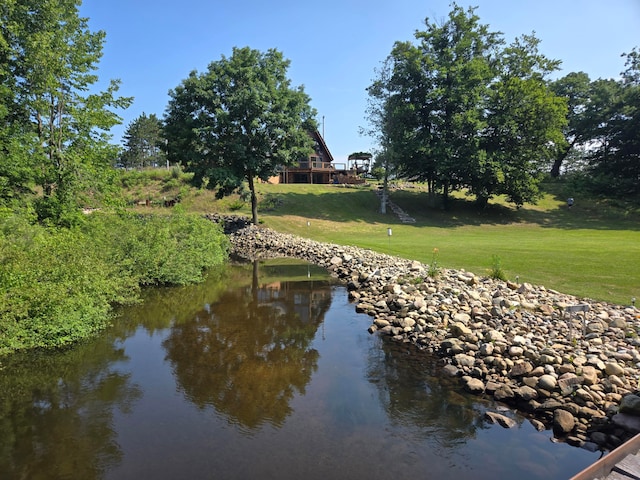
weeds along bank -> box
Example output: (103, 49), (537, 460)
(0, 210), (228, 355)
(226, 218), (640, 452)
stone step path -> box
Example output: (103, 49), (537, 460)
(375, 189), (416, 223)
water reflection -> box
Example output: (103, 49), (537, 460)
(367, 339), (489, 447)
(0, 259), (598, 480)
(162, 260), (334, 432)
(0, 338), (141, 479)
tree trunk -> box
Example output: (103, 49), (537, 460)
(248, 174), (258, 225)
(442, 182), (450, 211)
(380, 171), (388, 214)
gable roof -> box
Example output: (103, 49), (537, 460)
(310, 130), (335, 163)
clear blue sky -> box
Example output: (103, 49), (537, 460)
(80, 0), (640, 163)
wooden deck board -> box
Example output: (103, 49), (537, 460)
(571, 434), (640, 480)
(614, 453), (640, 478)
(607, 471), (634, 480)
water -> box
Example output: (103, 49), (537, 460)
(0, 259), (599, 479)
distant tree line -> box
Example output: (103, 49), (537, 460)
(363, 4), (639, 207)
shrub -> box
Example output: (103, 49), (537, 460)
(489, 254), (507, 281)
(0, 209), (229, 355)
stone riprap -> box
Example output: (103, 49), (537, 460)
(224, 219), (640, 451)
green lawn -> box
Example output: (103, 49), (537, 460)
(230, 183), (639, 306)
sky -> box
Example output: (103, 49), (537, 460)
(79, 0), (640, 164)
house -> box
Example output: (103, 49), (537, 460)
(273, 131), (369, 184)
(279, 130), (338, 184)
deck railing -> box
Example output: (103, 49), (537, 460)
(296, 160), (334, 170)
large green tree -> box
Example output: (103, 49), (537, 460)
(481, 34), (566, 206)
(120, 112), (166, 169)
(164, 47), (317, 224)
(585, 49), (640, 195)
(366, 4), (567, 208)
(0, 0), (131, 224)
(549, 71), (592, 177)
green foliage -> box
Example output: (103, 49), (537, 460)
(370, 166), (386, 181)
(120, 113), (166, 169)
(0, 0), (132, 223)
(366, 4), (567, 209)
(228, 199), (245, 211)
(427, 248), (440, 278)
(550, 49), (640, 196)
(83, 209), (229, 287)
(489, 255), (507, 281)
(164, 46), (318, 224)
(0, 210), (228, 355)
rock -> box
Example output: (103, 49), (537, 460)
(464, 377), (485, 394)
(485, 411), (517, 428)
(612, 413), (640, 434)
(442, 365), (460, 377)
(530, 419), (546, 431)
(480, 343), (494, 356)
(517, 385), (539, 401)
(538, 374), (557, 391)
(494, 385), (515, 401)
(580, 366), (599, 386)
(553, 409), (576, 434)
(605, 362), (625, 376)
(450, 321), (472, 337)
(619, 394), (640, 415)
(509, 361), (533, 377)
(454, 354), (476, 368)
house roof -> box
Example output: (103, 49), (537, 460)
(310, 130), (335, 163)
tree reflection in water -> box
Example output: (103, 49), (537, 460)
(0, 337), (142, 479)
(163, 260), (334, 432)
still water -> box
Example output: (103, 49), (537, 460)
(0, 259), (599, 479)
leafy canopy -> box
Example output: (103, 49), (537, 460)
(0, 0), (131, 224)
(365, 4), (567, 208)
(164, 46), (317, 224)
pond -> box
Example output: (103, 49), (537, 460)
(0, 259), (599, 479)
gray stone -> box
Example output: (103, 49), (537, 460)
(619, 394), (640, 415)
(537, 374), (557, 391)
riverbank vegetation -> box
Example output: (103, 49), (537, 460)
(0, 209), (227, 355)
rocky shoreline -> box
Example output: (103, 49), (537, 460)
(216, 215), (640, 452)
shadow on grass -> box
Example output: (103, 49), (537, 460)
(260, 185), (640, 231)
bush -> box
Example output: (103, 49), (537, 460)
(0, 209), (229, 355)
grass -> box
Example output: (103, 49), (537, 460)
(120, 171), (640, 306)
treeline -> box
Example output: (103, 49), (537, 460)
(364, 4), (639, 208)
(0, 2), (229, 354)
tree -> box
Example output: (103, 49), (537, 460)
(120, 113), (166, 169)
(0, 0), (131, 224)
(164, 47), (317, 224)
(549, 71), (592, 177)
(482, 34), (567, 206)
(584, 49), (640, 195)
(365, 4), (567, 209)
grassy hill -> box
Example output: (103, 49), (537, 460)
(120, 169), (640, 306)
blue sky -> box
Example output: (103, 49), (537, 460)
(80, 0), (640, 163)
